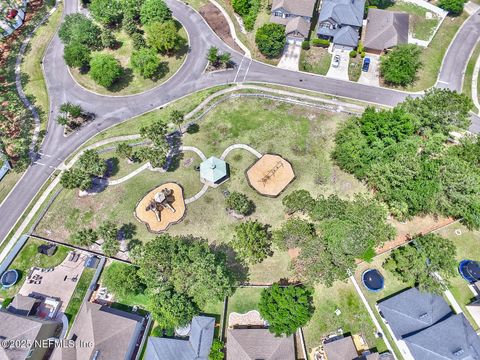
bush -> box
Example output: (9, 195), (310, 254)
(255, 23), (286, 58)
(145, 20), (181, 53)
(232, 0), (260, 31)
(131, 31), (146, 50)
(361, 51), (366, 58)
(122, 13), (138, 35)
(89, 53), (123, 88)
(140, 0), (172, 25)
(380, 44), (422, 86)
(349, 50), (357, 58)
(225, 191), (254, 215)
(58, 14), (102, 49)
(63, 42), (91, 68)
(312, 38), (329, 47)
(438, 0), (465, 14)
(131, 47), (161, 78)
(302, 41), (310, 50)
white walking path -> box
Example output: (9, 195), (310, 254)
(180, 146), (207, 161)
(107, 163), (152, 186)
(220, 144), (262, 160)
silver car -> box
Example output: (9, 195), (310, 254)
(332, 55), (341, 68)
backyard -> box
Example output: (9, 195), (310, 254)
(64, 267), (95, 324)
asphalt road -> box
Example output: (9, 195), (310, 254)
(0, 0), (479, 244)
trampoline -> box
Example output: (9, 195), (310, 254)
(0, 269), (19, 289)
(459, 260), (480, 283)
(362, 269), (384, 292)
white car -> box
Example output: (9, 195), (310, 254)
(332, 55), (341, 68)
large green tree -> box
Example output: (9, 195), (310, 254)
(259, 284), (314, 336)
(145, 21), (181, 53)
(231, 220), (272, 264)
(255, 23), (286, 58)
(89, 0), (124, 25)
(438, 0), (465, 14)
(103, 262), (145, 297)
(60, 150), (106, 190)
(140, 0), (172, 25)
(58, 14), (102, 48)
(380, 44), (422, 86)
(130, 47), (161, 78)
(89, 53), (123, 88)
(63, 42), (91, 68)
(225, 192), (254, 216)
(69, 228), (98, 246)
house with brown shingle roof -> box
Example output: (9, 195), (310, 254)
(364, 9), (409, 54)
(226, 328), (296, 359)
(51, 302), (145, 360)
(270, 0), (316, 43)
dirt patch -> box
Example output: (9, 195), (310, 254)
(199, 3), (244, 54)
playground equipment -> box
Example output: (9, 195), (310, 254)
(247, 154), (295, 197)
(259, 161), (284, 187)
(145, 188), (176, 222)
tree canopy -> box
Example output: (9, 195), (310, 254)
(89, 0), (124, 25)
(145, 21), (181, 53)
(59, 14), (102, 49)
(438, 0), (465, 14)
(232, 220), (272, 264)
(60, 150), (106, 190)
(255, 23), (286, 58)
(225, 192), (254, 216)
(380, 44), (422, 86)
(63, 42), (91, 68)
(259, 284), (314, 336)
(89, 53), (123, 88)
(103, 262), (145, 297)
(140, 0), (172, 25)
(130, 47), (161, 78)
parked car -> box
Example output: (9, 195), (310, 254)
(362, 57), (371, 72)
(332, 55), (341, 68)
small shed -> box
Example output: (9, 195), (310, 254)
(38, 244), (57, 257)
(200, 156), (229, 186)
(84, 255), (100, 269)
(0, 158), (11, 182)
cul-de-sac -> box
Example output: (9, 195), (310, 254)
(1, 0), (480, 359)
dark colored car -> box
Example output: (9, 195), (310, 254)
(362, 57), (371, 72)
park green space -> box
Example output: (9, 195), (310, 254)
(387, 1), (439, 41)
(70, 27), (188, 95)
(0, 239), (69, 300)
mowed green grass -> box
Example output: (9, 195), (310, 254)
(300, 46), (332, 76)
(64, 267), (95, 324)
(462, 42), (480, 109)
(70, 27), (188, 95)
(0, 239), (70, 300)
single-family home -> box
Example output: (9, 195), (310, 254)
(322, 335), (393, 360)
(0, 309), (62, 360)
(364, 9), (409, 54)
(317, 0), (366, 49)
(144, 316), (215, 360)
(7, 294), (41, 317)
(52, 301), (145, 360)
(466, 298), (480, 328)
(226, 328), (296, 359)
(270, 0), (316, 43)
(378, 288), (480, 360)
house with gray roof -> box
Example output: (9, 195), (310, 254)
(316, 0), (366, 48)
(378, 288), (480, 360)
(7, 294), (41, 316)
(323, 335), (358, 360)
(364, 9), (409, 54)
(52, 301), (145, 360)
(144, 316), (215, 360)
(226, 328), (296, 359)
(271, 0), (316, 43)
(0, 309), (61, 360)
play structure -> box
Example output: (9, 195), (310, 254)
(459, 260), (480, 283)
(135, 183), (186, 232)
(362, 269), (384, 292)
(246, 154), (295, 197)
(1, 269), (19, 289)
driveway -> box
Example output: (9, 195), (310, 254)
(277, 43), (301, 71)
(358, 55), (380, 87)
(326, 48), (349, 81)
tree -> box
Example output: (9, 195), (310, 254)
(140, 0), (172, 25)
(58, 14), (102, 48)
(282, 190), (315, 214)
(259, 284), (314, 336)
(77, 149), (107, 177)
(380, 44), (422, 86)
(232, 0), (251, 16)
(140, 119), (168, 147)
(89, 0), (123, 25)
(207, 46), (219, 64)
(145, 20), (181, 53)
(255, 23), (286, 58)
(102, 237), (120, 257)
(131, 31), (147, 50)
(63, 42), (91, 68)
(69, 228), (98, 246)
(116, 142), (133, 161)
(89, 53), (123, 88)
(383, 234), (457, 294)
(209, 339), (225, 360)
(225, 192), (254, 216)
(103, 262), (145, 296)
(231, 220), (271, 264)
(98, 221), (118, 241)
(148, 286), (199, 329)
(169, 109), (184, 131)
(438, 0), (464, 14)
(219, 52), (231, 67)
(130, 47), (161, 78)
(273, 218), (315, 251)
(61, 150), (106, 190)
(101, 29), (117, 49)
(60, 102), (83, 118)
(60, 168), (92, 190)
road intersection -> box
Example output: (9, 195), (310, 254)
(1, 0), (479, 243)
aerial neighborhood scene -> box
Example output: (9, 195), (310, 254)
(1, 0), (480, 358)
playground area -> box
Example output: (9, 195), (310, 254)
(135, 183), (186, 233)
(247, 154), (295, 197)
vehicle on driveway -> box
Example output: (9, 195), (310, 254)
(332, 55), (341, 68)
(362, 57), (371, 72)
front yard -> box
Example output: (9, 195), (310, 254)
(300, 46), (332, 76)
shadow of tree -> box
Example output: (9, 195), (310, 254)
(108, 67), (134, 93)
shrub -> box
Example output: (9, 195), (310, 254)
(438, 0), (465, 14)
(89, 53), (123, 88)
(312, 38), (329, 47)
(122, 13), (138, 35)
(63, 42), (91, 68)
(131, 31), (146, 50)
(58, 13), (102, 48)
(131, 47), (161, 78)
(301, 40), (310, 50)
(232, 0), (260, 31)
(349, 50), (357, 58)
(225, 192), (254, 215)
(255, 23), (286, 58)
(140, 0), (172, 25)
(361, 51), (366, 58)
(380, 44), (422, 86)
(145, 20), (181, 53)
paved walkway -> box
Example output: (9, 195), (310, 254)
(220, 144), (262, 160)
(185, 184), (209, 204)
(179, 146), (207, 161)
(107, 163), (152, 186)
(465, 1), (480, 15)
(472, 50), (480, 114)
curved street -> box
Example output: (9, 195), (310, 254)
(1, 0), (480, 243)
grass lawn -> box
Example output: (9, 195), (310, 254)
(303, 280), (388, 355)
(462, 42), (480, 109)
(64, 267), (95, 324)
(0, 239), (70, 300)
(300, 46), (332, 76)
(0, 171), (22, 205)
(386, 1), (440, 41)
(227, 287), (262, 317)
(98, 151), (147, 181)
(21, 3), (63, 129)
(407, 12), (468, 91)
(70, 27), (188, 95)
(348, 55), (362, 82)
(35, 97), (364, 284)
